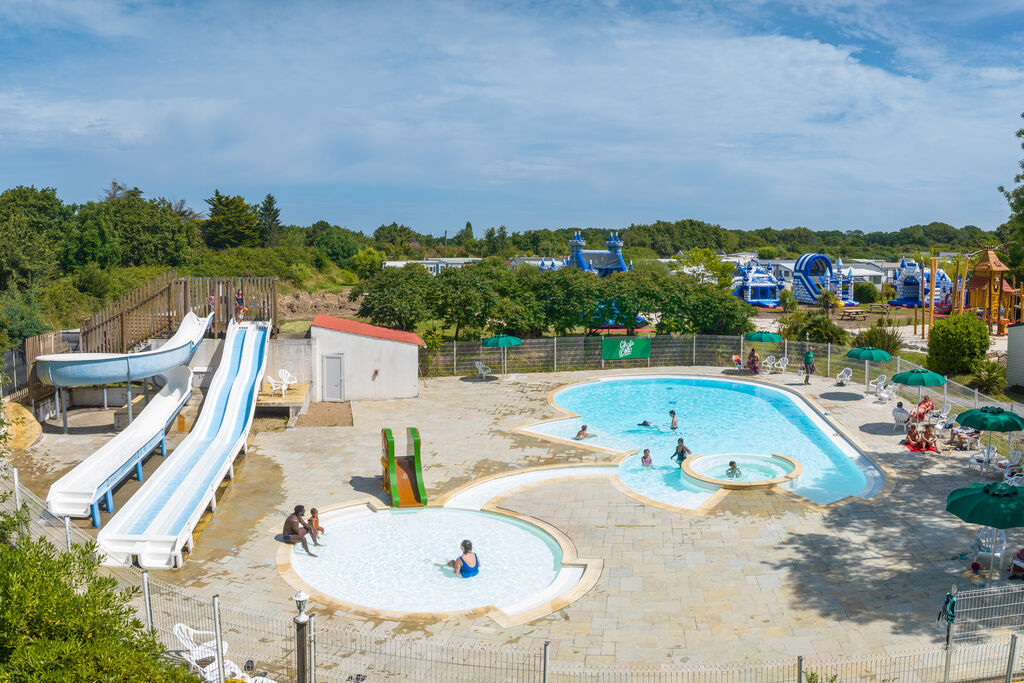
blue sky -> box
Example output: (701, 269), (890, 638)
(1, 1), (1023, 237)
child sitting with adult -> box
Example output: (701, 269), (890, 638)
(746, 348), (760, 374)
(905, 424), (924, 451)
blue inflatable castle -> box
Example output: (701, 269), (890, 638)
(888, 256), (955, 308)
(540, 231), (631, 277)
(731, 259), (783, 307)
(792, 253), (857, 307)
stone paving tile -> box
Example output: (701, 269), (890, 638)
(12, 365), (1007, 665)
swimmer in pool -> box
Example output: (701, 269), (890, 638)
(447, 539), (479, 578)
(637, 420), (653, 427)
(671, 438), (691, 467)
(669, 410), (678, 430)
(574, 425), (595, 440)
(726, 461), (742, 478)
(641, 449), (652, 467)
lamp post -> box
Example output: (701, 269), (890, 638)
(293, 591), (310, 683)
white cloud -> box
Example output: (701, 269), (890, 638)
(0, 0), (1021, 231)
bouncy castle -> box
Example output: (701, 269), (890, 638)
(539, 231), (631, 277)
(792, 254), (857, 306)
(731, 259), (783, 307)
(888, 257), (955, 309)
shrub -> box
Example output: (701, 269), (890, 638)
(816, 290), (842, 317)
(0, 289), (48, 344)
(778, 311), (849, 345)
(40, 280), (97, 330)
(777, 288), (798, 314)
(852, 320), (903, 355)
(927, 314), (989, 375)
(853, 281), (878, 304)
(971, 360), (1006, 395)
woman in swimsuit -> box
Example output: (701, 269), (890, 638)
(448, 539), (479, 578)
(671, 438), (691, 466)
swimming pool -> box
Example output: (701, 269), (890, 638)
(686, 453), (798, 487)
(288, 506), (582, 616)
(524, 376), (883, 506)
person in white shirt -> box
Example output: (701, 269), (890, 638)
(892, 401), (910, 425)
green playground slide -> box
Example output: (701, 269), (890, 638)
(380, 426), (427, 507)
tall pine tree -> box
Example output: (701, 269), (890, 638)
(258, 193), (283, 247)
(201, 190), (259, 249)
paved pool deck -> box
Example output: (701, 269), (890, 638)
(11, 366), (1003, 666)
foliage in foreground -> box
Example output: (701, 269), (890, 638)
(0, 515), (196, 682)
(927, 314), (989, 375)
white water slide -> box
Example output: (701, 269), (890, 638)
(99, 321), (270, 569)
(42, 313), (213, 525)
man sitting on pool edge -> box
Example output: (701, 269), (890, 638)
(448, 539), (479, 578)
(282, 504), (320, 557)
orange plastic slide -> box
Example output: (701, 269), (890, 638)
(392, 456), (424, 507)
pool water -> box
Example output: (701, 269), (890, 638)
(689, 454), (793, 483)
(526, 376), (881, 505)
(290, 507), (564, 614)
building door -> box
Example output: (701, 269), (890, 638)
(323, 354), (344, 402)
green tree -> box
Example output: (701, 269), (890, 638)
(201, 190), (260, 249)
(258, 193), (283, 247)
(534, 267), (602, 336)
(927, 313), (989, 375)
(0, 214), (58, 291)
(69, 194), (199, 268)
(452, 221), (477, 251)
(778, 288), (798, 314)
(853, 282), (878, 304)
(1000, 112), (1024, 276)
(672, 248), (735, 289)
(350, 265), (435, 331)
(659, 281), (755, 335)
(816, 290), (842, 318)
(0, 289), (47, 345)
(351, 247), (386, 280)
(307, 221), (360, 268)
(432, 264), (499, 341)
(778, 311), (849, 344)
(599, 271), (664, 335)
(971, 360), (1007, 395)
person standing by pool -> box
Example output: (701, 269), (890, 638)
(671, 438), (691, 467)
(641, 449), (652, 467)
(669, 410), (678, 430)
(282, 505), (319, 557)
(448, 539), (479, 577)
(233, 288), (246, 322)
(802, 346), (815, 384)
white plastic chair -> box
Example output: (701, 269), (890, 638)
(875, 383), (896, 403)
(266, 375), (284, 397)
(868, 374), (887, 394)
(774, 357), (788, 374)
(969, 445), (999, 474)
(999, 450), (1024, 477)
(934, 413), (958, 439)
(836, 368), (853, 386)
(474, 361), (491, 380)
(893, 410), (910, 433)
(173, 623), (227, 673)
(278, 369), (297, 396)
(971, 528), (1007, 573)
(761, 356), (775, 375)
(931, 405), (951, 425)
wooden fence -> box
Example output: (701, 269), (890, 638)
(80, 273), (279, 353)
(2, 331), (71, 403)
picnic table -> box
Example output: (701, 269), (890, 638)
(865, 303), (891, 315)
(838, 309), (868, 321)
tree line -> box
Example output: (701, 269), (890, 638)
(351, 258), (757, 340)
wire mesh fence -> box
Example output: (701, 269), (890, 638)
(954, 583), (1024, 644)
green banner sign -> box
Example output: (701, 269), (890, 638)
(601, 336), (651, 360)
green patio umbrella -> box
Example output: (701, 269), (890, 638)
(947, 481), (1024, 581)
(744, 331), (783, 364)
(481, 335), (523, 375)
(892, 368), (948, 411)
(845, 346), (893, 391)
(956, 406), (1024, 475)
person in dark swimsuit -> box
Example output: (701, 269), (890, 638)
(448, 539), (479, 578)
(282, 505), (319, 557)
(671, 438), (691, 467)
(233, 288), (245, 322)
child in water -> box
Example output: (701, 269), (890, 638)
(641, 449), (652, 467)
(726, 461), (742, 478)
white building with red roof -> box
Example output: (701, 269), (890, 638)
(310, 314), (425, 402)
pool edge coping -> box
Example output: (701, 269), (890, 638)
(275, 499), (603, 628)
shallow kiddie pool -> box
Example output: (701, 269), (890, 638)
(685, 453), (798, 487)
(288, 506), (578, 616)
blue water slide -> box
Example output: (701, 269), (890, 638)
(35, 312), (212, 387)
(97, 321), (270, 569)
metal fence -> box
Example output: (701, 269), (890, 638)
(7, 472), (1024, 683)
(954, 583), (1024, 644)
(420, 333), (1022, 419)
